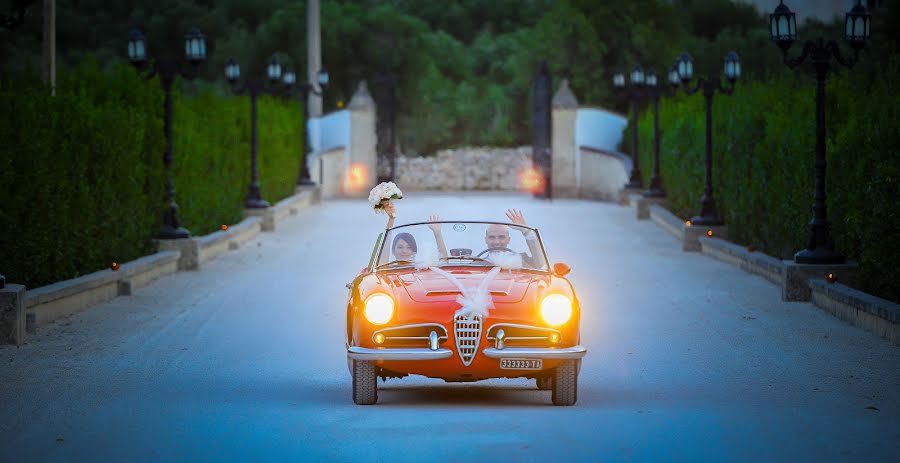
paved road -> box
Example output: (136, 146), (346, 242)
(1, 193), (897, 462)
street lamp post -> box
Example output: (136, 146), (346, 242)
(225, 56), (298, 209)
(296, 68), (329, 186)
(676, 51), (742, 226)
(612, 65), (646, 189)
(769, 0), (871, 264)
(127, 27), (207, 239)
(641, 66), (683, 198)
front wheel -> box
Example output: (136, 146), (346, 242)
(352, 360), (378, 405)
(551, 360), (578, 406)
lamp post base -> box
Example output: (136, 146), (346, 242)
(689, 214), (724, 227)
(793, 247), (846, 265)
(245, 198), (271, 209)
(157, 226), (191, 240)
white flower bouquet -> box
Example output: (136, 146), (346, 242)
(368, 181), (403, 217)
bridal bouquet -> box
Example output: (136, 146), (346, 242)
(369, 181), (403, 217)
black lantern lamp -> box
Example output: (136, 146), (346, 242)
(282, 70), (297, 87)
(645, 70), (657, 88)
(296, 68), (331, 186)
(768, 0), (872, 264)
(127, 27), (206, 239)
(643, 64), (681, 199)
(677, 50), (741, 226)
(127, 29), (147, 65)
(184, 28), (206, 64)
(225, 54), (295, 209)
(317, 68), (330, 87)
(224, 58), (240, 83)
(724, 51), (741, 82)
(616, 64), (646, 189)
(846, 1), (871, 50)
(266, 55), (282, 83)
(668, 64), (680, 90)
(643, 68), (665, 198)
(630, 64), (645, 86)
(676, 52), (694, 83)
(769, 1), (797, 52)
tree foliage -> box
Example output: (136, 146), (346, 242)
(1, 0), (792, 154)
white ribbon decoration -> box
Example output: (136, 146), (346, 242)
(490, 251), (522, 273)
(414, 247), (441, 271)
(428, 266), (502, 320)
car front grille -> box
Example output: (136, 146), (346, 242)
(454, 314), (482, 367)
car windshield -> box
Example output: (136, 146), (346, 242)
(375, 221), (549, 271)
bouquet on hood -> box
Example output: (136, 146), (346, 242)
(369, 182), (403, 217)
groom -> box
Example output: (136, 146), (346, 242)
(483, 209), (545, 269)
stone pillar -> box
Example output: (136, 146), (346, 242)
(1, 283), (27, 345)
(347, 81), (377, 197)
(551, 79), (578, 198)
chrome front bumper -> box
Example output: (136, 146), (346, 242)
(482, 346), (587, 360)
(347, 346), (454, 361)
(347, 345), (587, 361)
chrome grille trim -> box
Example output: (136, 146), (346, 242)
(454, 314), (482, 367)
(373, 323), (449, 345)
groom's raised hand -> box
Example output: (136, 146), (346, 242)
(506, 208), (528, 227)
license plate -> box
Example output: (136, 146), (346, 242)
(500, 358), (542, 370)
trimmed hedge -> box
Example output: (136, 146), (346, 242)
(171, 91), (302, 236)
(1, 62), (304, 288)
(0, 62), (165, 289)
(635, 59), (900, 303)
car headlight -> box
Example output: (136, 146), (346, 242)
(364, 293), (394, 325)
(540, 294), (572, 326)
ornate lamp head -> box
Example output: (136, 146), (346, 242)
(127, 29), (147, 65)
(770, 1), (797, 52)
(845, 0), (871, 51)
(184, 27), (206, 65)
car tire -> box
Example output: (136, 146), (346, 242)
(551, 360), (578, 406)
(352, 359), (378, 405)
(536, 376), (553, 391)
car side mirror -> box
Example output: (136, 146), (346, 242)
(553, 262), (571, 277)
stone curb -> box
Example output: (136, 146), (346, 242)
(808, 279), (900, 346)
(657, 213), (885, 346)
(244, 187), (319, 232)
(648, 204), (685, 241)
(8, 187), (320, 337)
(699, 236), (784, 286)
(25, 251), (180, 327)
(197, 217), (263, 266)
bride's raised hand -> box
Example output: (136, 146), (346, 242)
(383, 201), (396, 218)
(427, 214), (443, 234)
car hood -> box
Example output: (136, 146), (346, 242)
(387, 268), (548, 304)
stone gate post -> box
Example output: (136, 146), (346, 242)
(551, 79), (579, 198)
(347, 81), (377, 196)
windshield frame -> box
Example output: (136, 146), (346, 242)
(370, 221), (551, 273)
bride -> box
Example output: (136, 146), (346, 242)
(379, 201), (448, 264)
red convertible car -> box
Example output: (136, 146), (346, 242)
(345, 221), (586, 405)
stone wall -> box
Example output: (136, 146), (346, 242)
(394, 146), (533, 191)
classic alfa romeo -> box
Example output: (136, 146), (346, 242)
(345, 221), (586, 405)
